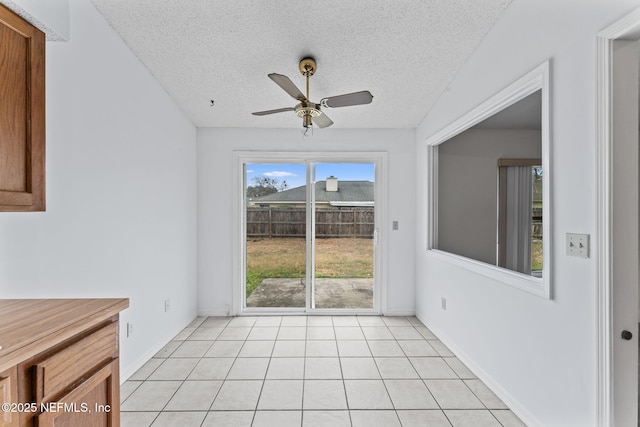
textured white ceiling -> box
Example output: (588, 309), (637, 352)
(90, 0), (512, 129)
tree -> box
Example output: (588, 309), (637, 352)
(247, 176), (288, 198)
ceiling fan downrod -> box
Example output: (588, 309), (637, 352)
(300, 57), (316, 127)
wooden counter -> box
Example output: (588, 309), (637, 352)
(0, 298), (129, 427)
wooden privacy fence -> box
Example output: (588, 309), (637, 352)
(247, 207), (374, 238)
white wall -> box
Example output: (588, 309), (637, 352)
(197, 128), (416, 316)
(415, 1), (639, 426)
(438, 129), (541, 265)
(0, 0), (198, 381)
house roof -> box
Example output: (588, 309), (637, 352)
(252, 180), (373, 205)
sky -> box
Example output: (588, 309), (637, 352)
(246, 163), (374, 190)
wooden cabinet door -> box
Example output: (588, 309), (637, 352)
(0, 4), (45, 211)
(36, 361), (120, 427)
(0, 367), (18, 427)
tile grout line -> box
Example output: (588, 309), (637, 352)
(399, 324), (447, 415)
(368, 317), (454, 419)
(201, 320), (231, 420)
(367, 318), (405, 426)
(301, 319), (308, 427)
(121, 315), (524, 427)
(333, 317), (354, 427)
(242, 317), (261, 425)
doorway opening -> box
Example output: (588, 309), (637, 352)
(596, 9), (640, 425)
(235, 153), (386, 314)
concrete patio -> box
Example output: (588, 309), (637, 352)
(246, 278), (373, 308)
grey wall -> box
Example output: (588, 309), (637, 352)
(437, 128), (542, 265)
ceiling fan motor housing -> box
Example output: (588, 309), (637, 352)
(299, 57), (316, 76)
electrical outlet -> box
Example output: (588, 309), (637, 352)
(164, 299), (171, 312)
(126, 322), (133, 337)
(441, 297), (447, 311)
(392, 221), (399, 231)
(566, 233), (590, 258)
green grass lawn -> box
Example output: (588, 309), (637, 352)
(246, 267), (305, 297)
(245, 237), (541, 297)
(246, 237), (373, 296)
(532, 238), (543, 272)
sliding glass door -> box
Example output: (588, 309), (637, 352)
(312, 163), (375, 309)
(245, 163), (307, 308)
(242, 158), (378, 312)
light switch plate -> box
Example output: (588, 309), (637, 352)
(566, 233), (589, 258)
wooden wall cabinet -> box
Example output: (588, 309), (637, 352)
(0, 299), (129, 427)
(0, 4), (46, 212)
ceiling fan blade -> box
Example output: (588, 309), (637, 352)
(268, 73), (307, 101)
(321, 90), (373, 108)
(252, 107), (295, 116)
(312, 111), (334, 128)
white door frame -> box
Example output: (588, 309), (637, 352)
(232, 151), (388, 315)
(595, 6), (640, 425)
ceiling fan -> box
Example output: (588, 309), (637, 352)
(252, 57), (373, 128)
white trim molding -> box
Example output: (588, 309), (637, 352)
(424, 61), (552, 299)
(595, 32), (613, 427)
(595, 7), (640, 425)
(232, 151), (388, 316)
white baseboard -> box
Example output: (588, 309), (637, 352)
(119, 317), (196, 383)
(383, 309), (416, 317)
(415, 311), (540, 427)
(198, 309), (416, 317)
(198, 308), (231, 317)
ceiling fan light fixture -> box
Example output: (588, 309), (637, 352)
(295, 102), (322, 129)
(302, 113), (313, 128)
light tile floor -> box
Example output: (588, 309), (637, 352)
(121, 316), (526, 427)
